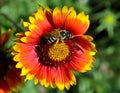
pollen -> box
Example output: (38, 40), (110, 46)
(35, 39), (75, 67)
(48, 42), (70, 61)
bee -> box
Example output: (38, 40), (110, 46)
(41, 29), (73, 44)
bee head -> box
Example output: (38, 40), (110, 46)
(60, 30), (71, 39)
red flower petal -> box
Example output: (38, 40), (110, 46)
(65, 18), (89, 35)
(68, 51), (94, 72)
(75, 35), (96, 52)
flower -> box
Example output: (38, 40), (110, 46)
(0, 29), (11, 47)
(12, 6), (96, 90)
(0, 29), (23, 93)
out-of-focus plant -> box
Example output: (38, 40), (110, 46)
(95, 9), (119, 38)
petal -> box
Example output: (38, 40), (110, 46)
(17, 43), (39, 70)
(44, 7), (54, 26)
(69, 51), (95, 72)
(35, 19), (52, 33)
(35, 8), (44, 21)
(16, 62), (23, 68)
(13, 45), (20, 52)
(25, 74), (34, 81)
(21, 67), (29, 76)
(54, 66), (76, 90)
(62, 6), (69, 13)
(25, 30), (41, 44)
(20, 37), (27, 43)
(23, 22), (30, 27)
(75, 35), (97, 52)
(53, 7), (62, 28)
(52, 6), (74, 28)
(55, 67), (65, 90)
(29, 16), (36, 23)
(18, 43), (35, 53)
(34, 79), (39, 85)
(37, 66), (47, 86)
(13, 54), (20, 61)
(65, 11), (90, 35)
(77, 12), (90, 26)
(29, 24), (37, 31)
(20, 51), (38, 69)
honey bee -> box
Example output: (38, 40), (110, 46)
(41, 29), (73, 44)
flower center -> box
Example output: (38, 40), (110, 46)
(48, 42), (70, 62)
(35, 39), (75, 67)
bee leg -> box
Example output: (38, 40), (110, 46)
(61, 39), (64, 43)
(54, 38), (60, 47)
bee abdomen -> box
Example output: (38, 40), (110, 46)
(47, 37), (57, 44)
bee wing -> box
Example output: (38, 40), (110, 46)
(42, 32), (52, 39)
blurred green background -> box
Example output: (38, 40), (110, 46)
(0, 0), (120, 93)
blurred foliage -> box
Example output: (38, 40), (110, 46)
(0, 0), (120, 93)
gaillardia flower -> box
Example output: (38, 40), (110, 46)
(12, 6), (96, 90)
(0, 29), (23, 93)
